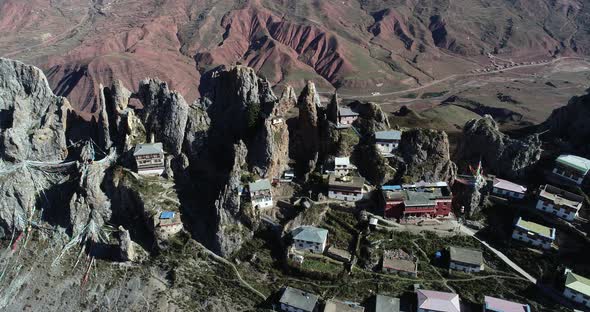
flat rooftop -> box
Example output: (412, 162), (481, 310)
(328, 174), (365, 189)
(556, 154), (590, 173)
(539, 184), (583, 208)
(515, 218), (555, 238)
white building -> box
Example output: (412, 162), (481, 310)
(375, 130), (402, 156)
(133, 143), (165, 175)
(279, 287), (319, 312)
(291, 226), (328, 254)
(563, 270), (590, 309)
(328, 174), (365, 202)
(492, 178), (527, 199)
(249, 179), (273, 209)
(536, 184), (584, 221)
(334, 157), (356, 177)
(449, 246), (484, 273)
(511, 217), (555, 250)
(552, 154), (590, 185)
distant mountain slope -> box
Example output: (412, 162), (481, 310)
(0, 0), (587, 117)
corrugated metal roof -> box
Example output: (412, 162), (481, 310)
(556, 154), (590, 173)
(417, 290), (460, 312)
(375, 130), (402, 141)
(335, 157), (351, 167)
(324, 299), (365, 312)
(375, 294), (400, 312)
(134, 142), (164, 156)
(566, 271), (590, 297)
(449, 246), (483, 266)
(249, 179), (271, 192)
(291, 226), (328, 244)
(339, 106), (359, 117)
(160, 211), (175, 219)
(279, 287), (319, 311)
(484, 296), (530, 312)
(493, 178), (527, 194)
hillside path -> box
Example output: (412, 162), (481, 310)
(458, 225), (537, 284)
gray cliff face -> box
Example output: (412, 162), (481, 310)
(294, 81), (321, 177)
(544, 92), (590, 156)
(200, 65), (281, 177)
(136, 78), (189, 156)
(395, 128), (457, 182)
(203, 65), (277, 142)
(183, 104), (210, 163)
(457, 115), (542, 179)
(68, 143), (115, 239)
(0, 58), (69, 162)
(212, 141), (252, 256)
(100, 80), (140, 151)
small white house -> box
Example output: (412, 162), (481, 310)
(563, 270), (590, 309)
(536, 184), (584, 222)
(492, 178), (526, 199)
(552, 154), (590, 185)
(249, 179), (273, 209)
(511, 217), (555, 250)
(334, 157), (356, 177)
(449, 246), (484, 273)
(291, 226), (328, 254)
(375, 130), (402, 156)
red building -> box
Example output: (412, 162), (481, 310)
(382, 182), (453, 220)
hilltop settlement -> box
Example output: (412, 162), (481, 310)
(1, 59), (590, 311)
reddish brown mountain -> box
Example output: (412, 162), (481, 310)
(0, 0), (586, 117)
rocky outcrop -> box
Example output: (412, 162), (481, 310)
(183, 104), (210, 163)
(200, 65), (281, 177)
(273, 85), (297, 117)
(0, 58), (69, 162)
(456, 115), (542, 179)
(544, 92), (590, 157)
(100, 80), (143, 152)
(394, 128), (457, 182)
(350, 101), (390, 136)
(326, 93), (339, 124)
(294, 81), (321, 177)
(135, 79), (189, 156)
(352, 142), (395, 185)
(118, 226), (136, 262)
(212, 141), (252, 256)
(68, 143), (115, 239)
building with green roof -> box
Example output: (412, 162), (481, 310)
(512, 217), (555, 250)
(553, 154), (590, 185)
(563, 270), (590, 309)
